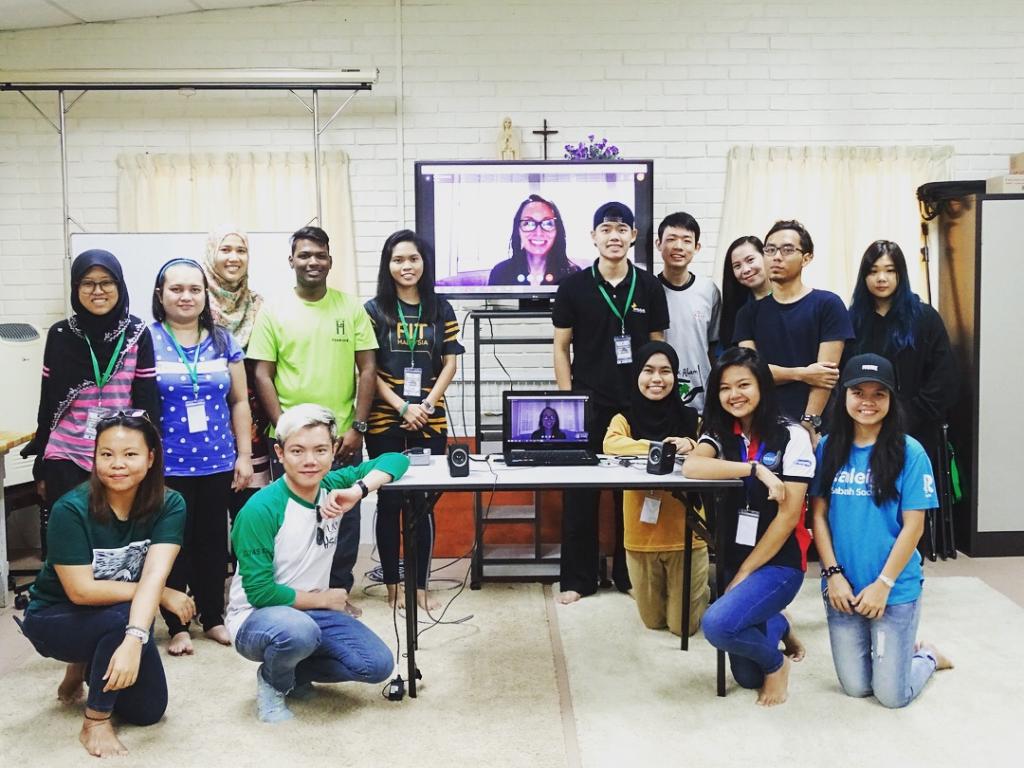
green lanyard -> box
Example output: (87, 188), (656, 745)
(163, 324), (202, 398)
(84, 331), (126, 404)
(396, 301), (422, 366)
(592, 265), (636, 335)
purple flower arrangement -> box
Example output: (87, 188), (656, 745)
(564, 134), (620, 161)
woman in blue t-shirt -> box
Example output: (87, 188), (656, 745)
(364, 230), (464, 612)
(682, 346), (814, 706)
(811, 353), (952, 708)
(18, 412), (191, 759)
(150, 258), (252, 655)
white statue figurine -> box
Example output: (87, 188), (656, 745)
(498, 117), (521, 160)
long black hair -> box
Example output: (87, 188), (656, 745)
(719, 236), (764, 351)
(537, 406), (561, 435)
(819, 380), (906, 505)
(702, 346), (786, 444)
(152, 257), (230, 356)
(507, 194), (572, 275)
(374, 229), (440, 327)
(89, 412), (166, 524)
(849, 240), (922, 355)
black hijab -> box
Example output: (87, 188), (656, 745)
(627, 341), (698, 441)
(26, 250), (147, 447)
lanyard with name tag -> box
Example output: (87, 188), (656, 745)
(639, 491), (662, 525)
(735, 507), (760, 547)
(592, 265), (637, 365)
(164, 324), (208, 433)
(397, 301), (424, 398)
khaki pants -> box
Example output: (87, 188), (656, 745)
(625, 548), (710, 637)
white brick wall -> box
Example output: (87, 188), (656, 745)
(2, 0), (1023, 420)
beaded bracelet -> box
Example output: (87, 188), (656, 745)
(820, 564), (845, 579)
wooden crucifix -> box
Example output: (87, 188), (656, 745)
(532, 119), (559, 160)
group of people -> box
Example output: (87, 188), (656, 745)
(17, 226), (455, 754)
(14, 199), (958, 757)
(556, 206), (956, 708)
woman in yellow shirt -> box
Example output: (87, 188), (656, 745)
(603, 341), (708, 636)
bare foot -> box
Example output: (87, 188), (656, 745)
(757, 656), (792, 706)
(203, 625), (231, 646)
(79, 712), (128, 758)
(781, 614), (805, 662)
(417, 589), (442, 613)
(343, 600), (363, 618)
(556, 590), (582, 605)
(57, 662), (86, 704)
(167, 631), (194, 656)
(916, 641), (954, 670)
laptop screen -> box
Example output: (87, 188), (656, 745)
(503, 392), (590, 448)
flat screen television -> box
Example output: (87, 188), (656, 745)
(414, 159), (655, 301)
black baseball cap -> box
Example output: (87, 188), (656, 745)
(841, 353), (897, 390)
(593, 201), (635, 229)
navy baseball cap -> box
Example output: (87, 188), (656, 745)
(593, 201), (635, 229)
(841, 353), (897, 390)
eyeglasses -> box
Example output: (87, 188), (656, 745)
(97, 409), (149, 425)
(79, 279), (118, 293)
(519, 218), (558, 233)
(762, 244), (803, 257)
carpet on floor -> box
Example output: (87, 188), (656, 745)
(0, 582), (565, 768)
(557, 575), (1017, 768)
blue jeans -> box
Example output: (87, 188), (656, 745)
(702, 565), (803, 689)
(233, 605), (393, 694)
(268, 441), (361, 592)
(19, 601), (167, 723)
(824, 594), (936, 708)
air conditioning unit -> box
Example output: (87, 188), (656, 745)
(0, 323), (43, 488)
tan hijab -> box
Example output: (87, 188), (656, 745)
(202, 228), (263, 348)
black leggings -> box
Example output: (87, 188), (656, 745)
(364, 431), (445, 588)
(160, 472), (233, 634)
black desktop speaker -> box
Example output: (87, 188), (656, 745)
(646, 440), (677, 475)
(447, 444), (470, 477)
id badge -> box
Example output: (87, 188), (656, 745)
(614, 335), (633, 365)
(83, 407), (108, 440)
(186, 399), (209, 434)
(736, 507), (760, 547)
(403, 367), (423, 398)
(640, 493), (661, 525)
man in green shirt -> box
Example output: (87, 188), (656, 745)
(227, 403), (409, 722)
(249, 226), (378, 607)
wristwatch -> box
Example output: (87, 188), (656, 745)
(800, 413), (823, 433)
(356, 479), (370, 499)
(422, 400), (436, 415)
(125, 625), (149, 645)
(352, 420), (368, 434)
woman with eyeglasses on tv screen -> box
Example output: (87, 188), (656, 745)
(21, 250), (160, 512)
(17, 411), (192, 758)
(150, 258), (253, 656)
(488, 194), (581, 286)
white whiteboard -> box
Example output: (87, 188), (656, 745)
(69, 232), (299, 326)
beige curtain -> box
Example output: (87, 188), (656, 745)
(715, 145), (953, 302)
(117, 150), (357, 294)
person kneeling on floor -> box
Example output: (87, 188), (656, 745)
(225, 403), (409, 722)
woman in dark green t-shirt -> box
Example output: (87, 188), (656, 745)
(19, 412), (190, 759)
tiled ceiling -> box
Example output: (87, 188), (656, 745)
(0, 1), (305, 31)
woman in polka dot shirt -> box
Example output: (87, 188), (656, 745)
(150, 258), (253, 656)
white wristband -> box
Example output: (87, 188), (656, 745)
(877, 574), (895, 588)
(125, 625), (149, 644)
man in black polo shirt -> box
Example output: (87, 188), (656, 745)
(552, 201), (670, 604)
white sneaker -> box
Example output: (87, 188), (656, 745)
(256, 668), (294, 723)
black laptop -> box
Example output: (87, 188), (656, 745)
(502, 391), (600, 466)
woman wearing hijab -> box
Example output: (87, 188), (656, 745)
(22, 250), (159, 509)
(201, 228), (270, 493)
(602, 341), (708, 636)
